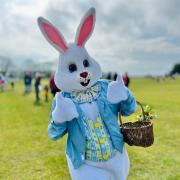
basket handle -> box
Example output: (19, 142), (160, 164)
(119, 101), (146, 126)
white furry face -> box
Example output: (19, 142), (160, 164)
(38, 8), (99, 92)
(55, 44), (102, 92)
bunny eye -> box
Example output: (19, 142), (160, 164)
(69, 63), (77, 73)
(83, 59), (90, 68)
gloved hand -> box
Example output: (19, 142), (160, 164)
(107, 75), (128, 104)
(52, 92), (79, 123)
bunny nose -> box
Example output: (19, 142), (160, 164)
(80, 72), (88, 78)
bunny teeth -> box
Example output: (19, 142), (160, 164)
(80, 79), (91, 87)
(79, 72), (91, 86)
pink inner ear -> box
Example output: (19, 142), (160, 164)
(43, 23), (68, 52)
(77, 15), (94, 46)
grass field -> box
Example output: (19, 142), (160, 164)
(0, 78), (180, 180)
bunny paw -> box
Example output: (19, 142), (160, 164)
(107, 75), (128, 104)
(52, 93), (79, 123)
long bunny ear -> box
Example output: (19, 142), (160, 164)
(37, 17), (68, 53)
(75, 7), (96, 47)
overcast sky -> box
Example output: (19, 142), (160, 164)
(0, 0), (180, 75)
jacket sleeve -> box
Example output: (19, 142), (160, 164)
(119, 88), (137, 116)
(48, 99), (67, 140)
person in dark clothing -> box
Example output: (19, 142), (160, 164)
(113, 73), (118, 81)
(44, 85), (49, 102)
(9, 74), (15, 90)
(49, 75), (60, 97)
(11, 81), (15, 90)
(107, 72), (112, 80)
(34, 72), (41, 102)
(123, 72), (130, 87)
(24, 72), (32, 94)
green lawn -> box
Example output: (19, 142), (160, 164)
(0, 78), (180, 180)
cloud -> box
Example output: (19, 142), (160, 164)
(0, 0), (180, 75)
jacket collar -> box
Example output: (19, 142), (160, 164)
(63, 81), (101, 102)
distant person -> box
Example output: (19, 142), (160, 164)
(10, 81), (15, 90)
(107, 72), (112, 80)
(34, 72), (41, 102)
(113, 73), (118, 81)
(24, 72), (32, 94)
(44, 85), (49, 102)
(0, 74), (6, 92)
(123, 72), (130, 87)
(9, 74), (15, 90)
(49, 75), (60, 97)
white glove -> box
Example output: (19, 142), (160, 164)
(107, 75), (128, 104)
(52, 92), (79, 123)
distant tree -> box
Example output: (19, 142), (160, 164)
(22, 58), (36, 72)
(170, 63), (180, 75)
(0, 56), (12, 74)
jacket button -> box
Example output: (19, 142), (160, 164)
(99, 138), (105, 144)
(97, 117), (101, 121)
(94, 122), (100, 128)
(103, 154), (108, 160)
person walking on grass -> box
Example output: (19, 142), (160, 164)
(44, 85), (49, 102)
(24, 72), (32, 94)
(49, 74), (60, 97)
(123, 72), (130, 87)
(34, 72), (41, 102)
(0, 74), (6, 92)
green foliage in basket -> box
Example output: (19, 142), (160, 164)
(137, 105), (157, 122)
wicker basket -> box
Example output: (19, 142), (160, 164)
(119, 101), (154, 147)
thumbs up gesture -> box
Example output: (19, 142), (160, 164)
(52, 92), (79, 123)
(107, 75), (128, 104)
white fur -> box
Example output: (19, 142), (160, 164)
(67, 149), (130, 180)
(80, 101), (99, 121)
(54, 44), (102, 92)
(107, 75), (128, 104)
(52, 92), (78, 123)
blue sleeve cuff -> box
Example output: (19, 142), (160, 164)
(48, 121), (67, 140)
(119, 89), (137, 116)
(48, 99), (67, 140)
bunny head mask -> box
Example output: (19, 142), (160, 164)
(37, 8), (102, 92)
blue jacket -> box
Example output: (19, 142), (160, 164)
(48, 80), (137, 169)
